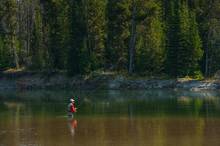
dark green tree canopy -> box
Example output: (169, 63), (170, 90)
(1, 0), (220, 78)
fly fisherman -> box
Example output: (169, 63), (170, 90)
(68, 98), (77, 118)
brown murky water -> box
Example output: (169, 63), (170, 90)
(1, 116), (220, 146)
(0, 90), (220, 146)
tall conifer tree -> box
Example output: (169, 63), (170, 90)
(67, 0), (87, 75)
(87, 0), (106, 70)
(106, 0), (131, 70)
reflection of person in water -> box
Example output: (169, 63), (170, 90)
(68, 119), (78, 136)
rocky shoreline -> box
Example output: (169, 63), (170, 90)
(0, 72), (220, 91)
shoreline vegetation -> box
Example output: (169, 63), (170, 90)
(1, 69), (220, 91)
(1, 1), (220, 81)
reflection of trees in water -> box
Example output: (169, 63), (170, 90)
(177, 96), (220, 117)
(1, 91), (220, 146)
(1, 90), (220, 117)
(1, 89), (220, 101)
(66, 117), (218, 146)
(0, 102), (25, 116)
(0, 102), (7, 112)
(4, 102), (25, 109)
(1, 114), (219, 146)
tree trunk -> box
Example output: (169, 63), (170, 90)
(205, 1), (213, 77)
(128, 0), (137, 74)
(205, 46), (209, 77)
(12, 35), (19, 69)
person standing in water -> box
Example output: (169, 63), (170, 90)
(68, 98), (77, 118)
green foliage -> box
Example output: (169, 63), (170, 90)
(87, 0), (106, 70)
(0, 37), (10, 69)
(135, 0), (165, 74)
(187, 11), (203, 74)
(30, 3), (43, 70)
(204, 18), (220, 76)
(67, 0), (88, 75)
(0, 0), (19, 69)
(106, 0), (131, 70)
(165, 0), (203, 77)
(46, 0), (66, 70)
(0, 0), (219, 78)
(165, 0), (181, 77)
(192, 70), (204, 80)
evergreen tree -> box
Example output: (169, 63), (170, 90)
(197, 0), (220, 76)
(0, 0), (218, 78)
(177, 1), (191, 75)
(46, 0), (65, 70)
(106, 0), (131, 70)
(177, 1), (203, 76)
(204, 17), (220, 76)
(67, 0), (87, 75)
(135, 0), (165, 74)
(0, 1), (8, 69)
(87, 0), (106, 70)
(2, 0), (19, 69)
(165, 0), (203, 77)
(165, 0), (180, 76)
(187, 11), (203, 75)
(30, 2), (43, 70)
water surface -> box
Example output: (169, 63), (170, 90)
(0, 89), (220, 146)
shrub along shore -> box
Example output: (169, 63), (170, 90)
(0, 71), (220, 91)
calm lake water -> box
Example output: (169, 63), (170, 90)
(1, 89), (220, 146)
